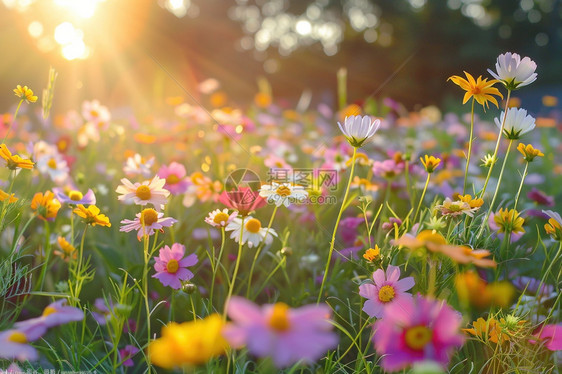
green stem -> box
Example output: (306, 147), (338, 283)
(224, 216), (245, 319)
(37, 221), (52, 291)
(463, 98), (476, 194)
(404, 160), (414, 210)
(246, 205), (279, 298)
(479, 89), (512, 199)
(317, 147), (358, 304)
(210, 228), (226, 304)
(2, 99), (23, 143)
(71, 225), (88, 305)
(142, 233), (152, 373)
(413, 173), (431, 224)
(513, 162), (529, 211)
(428, 258), (437, 297)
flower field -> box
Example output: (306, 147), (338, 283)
(0, 52), (561, 373)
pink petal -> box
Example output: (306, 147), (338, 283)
(385, 265), (401, 283)
(372, 268), (386, 286)
(395, 276), (415, 292)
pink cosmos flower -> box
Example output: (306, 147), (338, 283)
(82, 99), (111, 127)
(119, 345), (140, 367)
(14, 299), (84, 333)
(359, 265), (415, 318)
(532, 324), (562, 351)
(120, 208), (178, 240)
(152, 243), (198, 289)
(372, 159), (404, 179)
(219, 187), (267, 217)
(223, 296), (338, 368)
(53, 187), (96, 205)
(0, 324), (45, 361)
(373, 295), (464, 371)
(116, 176), (170, 211)
(157, 162), (190, 195)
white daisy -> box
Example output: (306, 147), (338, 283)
(495, 108), (536, 140)
(205, 209), (238, 228)
(36, 152), (69, 184)
(488, 52), (537, 90)
(123, 153), (154, 178)
(115, 175), (170, 210)
(337, 115), (381, 148)
(225, 216), (277, 248)
(259, 182), (308, 207)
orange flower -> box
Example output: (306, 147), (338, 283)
(0, 189), (18, 203)
(73, 204), (111, 227)
(517, 143), (544, 162)
(448, 72), (503, 109)
(31, 191), (61, 221)
(0, 144), (34, 170)
(363, 246), (381, 262)
(13, 85), (37, 103)
(54, 236), (77, 261)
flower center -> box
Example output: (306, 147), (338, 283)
(68, 190), (83, 201)
(166, 174), (180, 185)
(90, 109), (99, 118)
(48, 158), (57, 169)
(8, 331), (27, 344)
(268, 303), (291, 332)
(245, 218), (262, 234)
(276, 185), (292, 197)
(416, 230), (447, 245)
(191, 172), (204, 185)
(140, 209), (158, 226)
(136, 185), (152, 200)
(213, 212), (230, 225)
(166, 259), (179, 274)
(404, 325), (433, 351)
(378, 285), (396, 303)
(42, 305), (58, 317)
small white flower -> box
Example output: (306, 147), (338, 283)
(123, 153), (154, 178)
(225, 216), (277, 248)
(116, 175), (170, 210)
(488, 52), (537, 90)
(205, 209), (237, 228)
(337, 115), (381, 147)
(495, 107), (536, 139)
(259, 182), (308, 207)
(36, 152), (69, 184)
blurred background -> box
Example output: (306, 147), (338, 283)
(0, 0), (561, 114)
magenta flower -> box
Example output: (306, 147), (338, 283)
(119, 344), (140, 367)
(532, 324), (562, 351)
(373, 295), (464, 371)
(120, 208), (177, 240)
(15, 300), (83, 333)
(91, 298), (115, 325)
(359, 265), (414, 318)
(218, 187), (267, 217)
(223, 296), (338, 368)
(157, 162), (190, 195)
(152, 243), (198, 289)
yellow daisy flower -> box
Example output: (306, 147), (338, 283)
(448, 71), (503, 109)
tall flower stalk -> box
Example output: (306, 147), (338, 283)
(463, 98), (476, 194)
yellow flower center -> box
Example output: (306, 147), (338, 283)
(378, 285), (396, 303)
(416, 230), (447, 245)
(90, 109), (99, 118)
(140, 208), (158, 226)
(245, 218), (262, 234)
(48, 158), (57, 169)
(136, 185), (152, 200)
(68, 190), (83, 201)
(42, 305), (58, 317)
(8, 331), (27, 344)
(404, 325), (433, 351)
(166, 174), (180, 185)
(213, 212), (230, 225)
(268, 303), (291, 332)
(166, 259), (179, 274)
(276, 185), (292, 197)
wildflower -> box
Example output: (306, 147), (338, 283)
(448, 72), (503, 109)
(14, 299), (83, 331)
(363, 246), (381, 262)
(517, 143), (544, 162)
(36, 153), (69, 183)
(53, 187), (96, 205)
(337, 115), (381, 148)
(218, 187), (266, 216)
(149, 314), (227, 368)
(493, 208), (525, 235)
(359, 265), (414, 318)
(222, 297), (338, 368)
(31, 191), (61, 221)
(434, 198), (478, 217)
(372, 159), (404, 179)
(464, 317), (509, 344)
(73, 204), (111, 227)
(91, 298), (115, 325)
(382, 217), (403, 232)
(116, 176), (170, 210)
(496, 108), (536, 139)
(455, 194), (484, 209)
(157, 162), (189, 195)
(13, 85), (37, 103)
(123, 153), (154, 177)
(183, 172), (223, 207)
(54, 236), (77, 261)
(0, 189), (18, 203)
(0, 325), (45, 361)
(204, 208), (237, 228)
(420, 155), (441, 173)
(488, 52), (537, 90)
(259, 182), (308, 207)
(426, 216), (447, 231)
(527, 188), (554, 207)
(532, 324), (562, 351)
(82, 100), (110, 127)
(225, 216), (277, 248)
(120, 208), (177, 240)
(152, 243), (198, 289)
(455, 271), (515, 309)
(254, 92), (272, 108)
(0, 144), (34, 170)
(480, 154), (497, 168)
(543, 210), (562, 241)
(119, 345), (139, 367)
(373, 295), (464, 371)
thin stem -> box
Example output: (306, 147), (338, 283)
(210, 228), (226, 304)
(224, 216), (245, 319)
(246, 205), (279, 298)
(317, 147), (358, 304)
(37, 221), (52, 291)
(513, 162), (529, 211)
(479, 89), (512, 199)
(2, 99), (23, 143)
(413, 173), (431, 224)
(427, 258), (437, 297)
(404, 160), (414, 210)
(71, 225), (88, 305)
(463, 98), (476, 194)
(142, 233), (153, 373)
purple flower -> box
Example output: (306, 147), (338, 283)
(373, 295), (464, 371)
(359, 265), (415, 318)
(15, 300), (83, 333)
(152, 243), (198, 289)
(0, 323), (46, 362)
(53, 187), (96, 205)
(91, 298), (115, 325)
(339, 216), (364, 245)
(119, 344), (140, 367)
(513, 276), (554, 296)
(222, 296), (338, 368)
(157, 162), (190, 195)
(527, 188), (555, 207)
